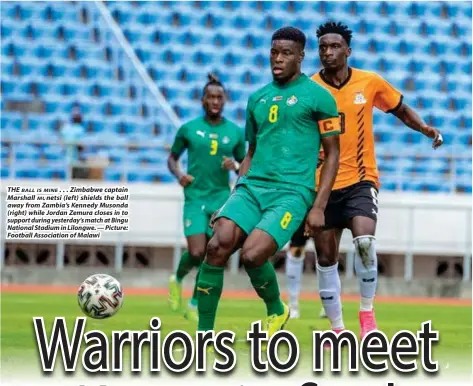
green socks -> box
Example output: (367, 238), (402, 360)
(197, 263), (224, 331)
(246, 261), (285, 316)
(175, 251), (201, 283)
(189, 268), (200, 307)
(195, 261), (284, 330)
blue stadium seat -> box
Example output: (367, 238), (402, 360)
(1, 166), (10, 178)
(42, 145), (65, 160)
(14, 160), (42, 179)
(1, 1), (471, 191)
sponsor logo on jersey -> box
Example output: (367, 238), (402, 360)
(259, 97), (268, 104)
(210, 133), (218, 139)
(354, 91), (367, 105)
(196, 130), (205, 137)
(222, 136), (230, 144)
(286, 95), (298, 106)
(272, 96), (283, 101)
(185, 219), (192, 227)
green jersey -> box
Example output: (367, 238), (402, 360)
(239, 73), (340, 197)
(171, 116), (246, 201)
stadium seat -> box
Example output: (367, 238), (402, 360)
(0, 1), (471, 192)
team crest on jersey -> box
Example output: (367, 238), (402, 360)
(354, 91), (367, 105)
(222, 136), (230, 144)
(286, 95), (298, 106)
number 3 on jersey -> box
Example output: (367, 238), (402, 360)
(268, 104), (279, 123)
(210, 139), (218, 155)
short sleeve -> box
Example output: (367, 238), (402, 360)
(233, 128), (247, 162)
(244, 97), (257, 145)
(170, 125), (188, 157)
(373, 74), (403, 113)
(315, 90), (341, 138)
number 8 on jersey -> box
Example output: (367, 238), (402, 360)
(268, 105), (279, 123)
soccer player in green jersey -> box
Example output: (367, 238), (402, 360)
(167, 74), (246, 321)
(196, 27), (341, 338)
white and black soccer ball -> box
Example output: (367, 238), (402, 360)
(77, 274), (124, 319)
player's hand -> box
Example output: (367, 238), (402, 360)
(305, 207), (325, 237)
(422, 126), (444, 149)
(179, 174), (194, 187)
(210, 207), (222, 229)
(222, 156), (238, 171)
(210, 211), (217, 229)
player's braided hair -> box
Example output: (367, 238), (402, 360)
(203, 73), (225, 95)
(271, 26), (306, 49)
(316, 21), (353, 46)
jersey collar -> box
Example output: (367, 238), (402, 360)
(272, 73), (307, 89)
(203, 116), (226, 127)
(319, 67), (353, 90)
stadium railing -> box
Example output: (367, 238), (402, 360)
(2, 137), (471, 190)
(93, 0), (182, 131)
(1, 157), (471, 282)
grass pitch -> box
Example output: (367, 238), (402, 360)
(1, 288), (471, 382)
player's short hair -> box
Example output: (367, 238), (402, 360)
(203, 73), (225, 95)
(316, 21), (353, 46)
(271, 26), (306, 50)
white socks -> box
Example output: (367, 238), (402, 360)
(285, 250), (304, 306)
(286, 235), (377, 326)
(317, 262), (344, 330)
(354, 235), (378, 311)
(360, 297), (373, 311)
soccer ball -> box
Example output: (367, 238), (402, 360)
(77, 274), (124, 319)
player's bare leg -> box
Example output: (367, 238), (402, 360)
(196, 218), (246, 331)
(241, 229), (290, 338)
(348, 215), (378, 339)
(169, 234), (207, 317)
(314, 228), (345, 340)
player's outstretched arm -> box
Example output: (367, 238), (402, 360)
(391, 103), (444, 149)
(305, 135), (340, 236)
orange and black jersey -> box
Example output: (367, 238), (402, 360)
(311, 67), (403, 191)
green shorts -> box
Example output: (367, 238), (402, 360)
(215, 183), (313, 251)
(183, 194), (228, 237)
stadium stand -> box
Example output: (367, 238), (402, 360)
(1, 1), (471, 192)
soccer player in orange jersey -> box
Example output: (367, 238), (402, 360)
(284, 21), (444, 338)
